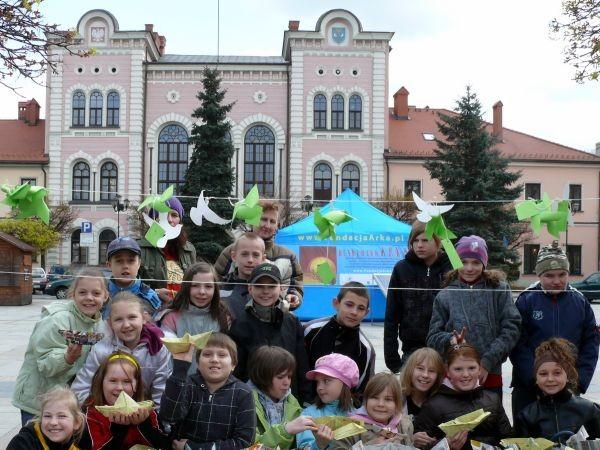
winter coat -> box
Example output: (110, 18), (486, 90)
(71, 325), (172, 406)
(515, 388), (600, 441)
(509, 282), (599, 393)
(138, 237), (197, 289)
(12, 301), (103, 415)
(427, 271), (521, 376)
(220, 272), (251, 320)
(228, 300), (312, 403)
(7, 422), (80, 450)
(384, 250), (451, 372)
(79, 405), (171, 450)
(159, 359), (256, 450)
(414, 384), (513, 450)
(304, 316), (376, 394)
(296, 400), (349, 450)
(215, 239), (304, 302)
(253, 389), (302, 450)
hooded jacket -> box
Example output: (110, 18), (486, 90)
(7, 422), (79, 450)
(515, 388), (600, 441)
(509, 282), (599, 393)
(427, 271), (521, 376)
(12, 301), (103, 415)
(253, 389), (302, 450)
(138, 237), (196, 289)
(384, 250), (451, 372)
(71, 323), (172, 406)
(414, 384), (513, 450)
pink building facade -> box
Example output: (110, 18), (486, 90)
(45, 9), (393, 266)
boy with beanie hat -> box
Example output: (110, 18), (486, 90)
(510, 241), (599, 422)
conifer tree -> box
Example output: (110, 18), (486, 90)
(180, 67), (235, 263)
(424, 87), (525, 278)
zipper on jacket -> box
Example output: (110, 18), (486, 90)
(427, 267), (430, 277)
(552, 398), (560, 438)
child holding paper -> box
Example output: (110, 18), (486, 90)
(72, 292), (172, 407)
(12, 268), (107, 425)
(332, 372), (413, 449)
(515, 337), (600, 442)
(414, 344), (513, 450)
(79, 351), (171, 450)
(296, 353), (360, 450)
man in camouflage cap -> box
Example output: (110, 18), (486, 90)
(510, 241), (599, 421)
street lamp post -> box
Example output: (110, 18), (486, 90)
(111, 194), (130, 238)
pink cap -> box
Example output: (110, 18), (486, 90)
(306, 353), (359, 388)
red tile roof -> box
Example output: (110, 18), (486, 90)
(0, 119), (47, 163)
(387, 107), (600, 163)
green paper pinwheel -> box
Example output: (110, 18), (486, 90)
(412, 192), (463, 269)
(231, 185), (263, 227)
(1, 183), (50, 224)
(314, 208), (354, 241)
(515, 192), (571, 239)
(137, 185), (174, 213)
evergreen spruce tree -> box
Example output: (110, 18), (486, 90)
(180, 67), (235, 263)
(424, 87), (525, 279)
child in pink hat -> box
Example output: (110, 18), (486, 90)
(296, 354), (359, 450)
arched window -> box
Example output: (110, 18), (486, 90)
(107, 91), (120, 127)
(72, 161), (90, 201)
(342, 163), (360, 195)
(313, 94), (327, 129)
(98, 229), (117, 264)
(313, 163), (332, 202)
(158, 124), (189, 194)
(89, 91), (103, 126)
(331, 94), (344, 130)
(71, 229), (88, 264)
(100, 161), (118, 201)
(244, 125), (275, 196)
(349, 95), (362, 130)
(72, 91), (85, 127)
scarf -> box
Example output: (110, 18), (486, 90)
(350, 405), (402, 433)
(248, 380), (290, 426)
(138, 322), (164, 355)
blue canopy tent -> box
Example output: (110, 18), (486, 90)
(275, 189), (411, 321)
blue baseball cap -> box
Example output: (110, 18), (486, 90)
(106, 237), (141, 259)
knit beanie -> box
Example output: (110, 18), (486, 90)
(455, 235), (488, 267)
(535, 241), (569, 276)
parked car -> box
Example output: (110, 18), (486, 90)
(44, 268), (112, 299)
(32, 267), (48, 293)
(571, 272), (600, 303)
(46, 265), (69, 283)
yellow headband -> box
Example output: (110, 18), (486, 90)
(108, 353), (140, 371)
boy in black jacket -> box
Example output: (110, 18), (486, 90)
(228, 263), (312, 404)
(384, 220), (451, 372)
(304, 281), (376, 396)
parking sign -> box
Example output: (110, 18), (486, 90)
(80, 221), (93, 246)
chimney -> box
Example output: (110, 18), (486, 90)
(158, 35), (166, 55)
(288, 20), (300, 31)
(18, 99), (40, 126)
(493, 101), (503, 140)
(145, 24), (154, 32)
(596, 142), (600, 156)
(393, 87), (409, 118)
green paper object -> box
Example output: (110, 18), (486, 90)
(442, 239), (463, 270)
(500, 438), (555, 450)
(424, 215), (462, 270)
(316, 261), (336, 285)
(1, 183), (50, 224)
(314, 208), (354, 241)
(137, 185), (174, 213)
(515, 193), (570, 239)
(145, 222), (166, 248)
(231, 185), (263, 226)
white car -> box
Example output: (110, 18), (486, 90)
(32, 267), (48, 293)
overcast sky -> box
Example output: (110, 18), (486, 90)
(1, 0), (598, 152)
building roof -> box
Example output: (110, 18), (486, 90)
(387, 107), (600, 164)
(0, 231), (35, 253)
(0, 119), (47, 164)
(158, 54), (287, 65)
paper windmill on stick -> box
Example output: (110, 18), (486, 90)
(230, 185), (263, 227)
(314, 208), (355, 241)
(412, 192), (462, 269)
(1, 183), (50, 224)
(137, 185), (174, 213)
(190, 191), (231, 226)
(142, 211), (182, 248)
(515, 192), (571, 239)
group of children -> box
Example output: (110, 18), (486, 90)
(7, 205), (600, 449)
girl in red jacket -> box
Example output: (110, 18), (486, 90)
(78, 351), (171, 450)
